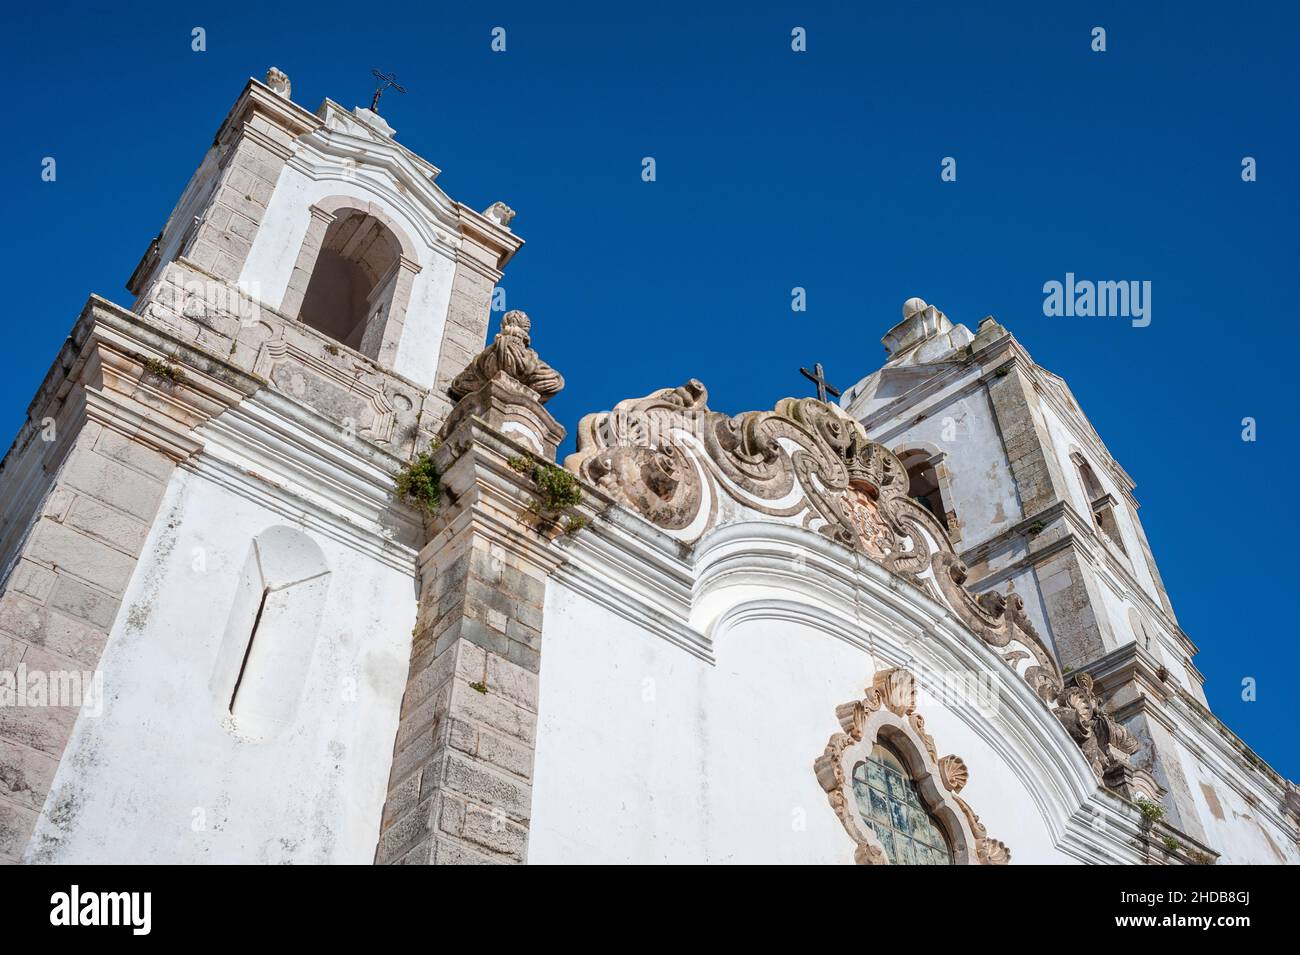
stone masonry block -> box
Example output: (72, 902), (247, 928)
(63, 497), (150, 557)
(0, 593), (105, 668)
(6, 561), (56, 604)
(0, 700), (79, 758)
(485, 651), (539, 713)
(0, 799), (38, 863)
(441, 750), (532, 823)
(0, 737), (59, 812)
(26, 522), (136, 594)
(47, 576), (120, 631)
(450, 678), (536, 745)
(58, 448), (166, 523)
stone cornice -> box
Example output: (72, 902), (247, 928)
(1078, 643), (1298, 839)
(217, 78), (323, 151)
(1078, 642), (1178, 728)
(1, 296), (259, 473)
(1169, 688), (1295, 812)
(960, 502), (1199, 661)
(0, 293), (432, 575)
(191, 389), (422, 571)
(289, 104), (523, 272)
(287, 135), (463, 252)
(455, 202), (525, 273)
(315, 99), (441, 179)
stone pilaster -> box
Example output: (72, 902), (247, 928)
(1084, 642), (1211, 845)
(183, 81), (321, 284)
(0, 299), (248, 862)
(984, 364), (1069, 520)
(375, 384), (568, 865)
(982, 363), (1115, 668)
(1032, 543), (1114, 669)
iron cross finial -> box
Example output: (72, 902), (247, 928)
(369, 69), (407, 112)
(799, 362), (841, 403)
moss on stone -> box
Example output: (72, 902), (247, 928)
(142, 356), (184, 384)
(395, 449), (443, 516)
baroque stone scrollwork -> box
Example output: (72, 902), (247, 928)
(565, 381), (1153, 791)
(441, 310), (567, 459)
(813, 667), (1010, 865)
(448, 310), (564, 404)
(1052, 671), (1140, 781)
(566, 379), (945, 557)
(565, 381), (1063, 696)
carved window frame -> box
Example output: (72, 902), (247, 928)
(814, 667), (1010, 865)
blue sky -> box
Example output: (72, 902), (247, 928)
(3, 2), (1296, 778)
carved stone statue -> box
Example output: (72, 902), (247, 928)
(448, 310), (564, 404)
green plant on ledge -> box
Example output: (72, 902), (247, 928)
(1134, 796), (1165, 824)
(1162, 835), (1182, 854)
(395, 448), (443, 517)
(142, 356), (184, 384)
(531, 462), (582, 514)
(509, 454), (585, 533)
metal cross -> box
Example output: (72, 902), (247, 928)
(800, 362), (841, 403)
(369, 69), (407, 112)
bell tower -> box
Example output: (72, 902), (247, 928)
(840, 298), (1220, 839)
(0, 69), (528, 863)
(127, 67), (523, 422)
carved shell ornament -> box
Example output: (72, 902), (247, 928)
(813, 668), (1011, 865)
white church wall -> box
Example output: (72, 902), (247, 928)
(1171, 734), (1300, 866)
(530, 577), (1077, 865)
(24, 465), (416, 864)
(875, 382), (1022, 550)
(1000, 565), (1058, 657)
(237, 165), (457, 390)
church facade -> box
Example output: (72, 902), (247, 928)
(0, 72), (1295, 865)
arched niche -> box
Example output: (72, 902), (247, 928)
(210, 526), (331, 742)
(893, 444), (959, 543)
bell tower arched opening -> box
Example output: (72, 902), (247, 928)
(298, 209), (403, 356)
(278, 198), (423, 367)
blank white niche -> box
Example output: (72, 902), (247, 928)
(211, 526), (330, 741)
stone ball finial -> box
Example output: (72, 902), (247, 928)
(902, 297), (928, 319)
(265, 67), (291, 98)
